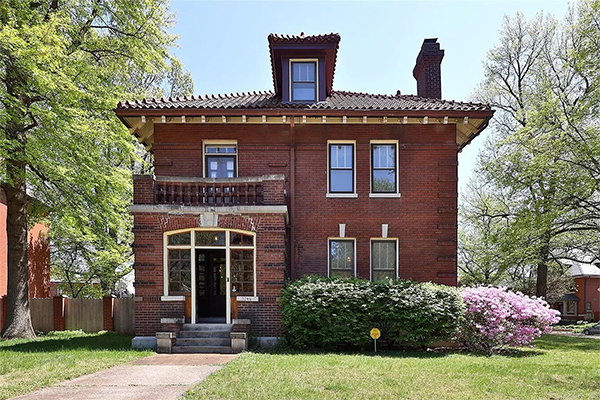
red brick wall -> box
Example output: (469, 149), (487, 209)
(151, 123), (457, 284)
(27, 223), (51, 298)
(134, 122), (459, 335)
(291, 123), (457, 285)
(131, 212), (286, 336)
(1, 190), (51, 298)
(574, 276), (600, 320)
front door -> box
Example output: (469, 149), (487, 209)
(196, 249), (227, 319)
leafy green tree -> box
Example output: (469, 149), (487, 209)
(462, 2), (600, 298)
(0, 0), (188, 339)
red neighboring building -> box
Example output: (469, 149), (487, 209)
(0, 188), (51, 299)
(555, 262), (600, 322)
(116, 33), (494, 349)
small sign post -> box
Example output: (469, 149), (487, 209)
(370, 328), (381, 353)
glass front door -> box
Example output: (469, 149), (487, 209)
(196, 249), (227, 319)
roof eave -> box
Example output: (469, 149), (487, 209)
(115, 107), (494, 118)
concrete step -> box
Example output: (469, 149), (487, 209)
(172, 345), (233, 354)
(178, 330), (231, 339)
(175, 338), (231, 347)
(181, 323), (233, 332)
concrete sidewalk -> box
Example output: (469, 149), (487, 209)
(12, 354), (238, 400)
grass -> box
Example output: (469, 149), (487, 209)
(0, 330), (152, 400)
(184, 334), (600, 400)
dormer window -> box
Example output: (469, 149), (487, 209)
(291, 60), (317, 102)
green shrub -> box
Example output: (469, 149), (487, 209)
(281, 276), (463, 349)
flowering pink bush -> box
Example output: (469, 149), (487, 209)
(458, 286), (561, 352)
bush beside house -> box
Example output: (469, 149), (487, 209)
(282, 278), (560, 352)
(281, 276), (463, 349)
(457, 286), (561, 353)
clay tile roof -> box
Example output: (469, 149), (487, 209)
(267, 32), (341, 44)
(116, 91), (491, 112)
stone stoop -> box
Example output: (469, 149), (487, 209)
(156, 323), (237, 354)
(174, 324), (233, 354)
(157, 323), (249, 354)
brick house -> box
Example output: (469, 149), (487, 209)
(554, 261), (600, 322)
(116, 33), (493, 350)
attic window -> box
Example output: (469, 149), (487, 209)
(291, 60), (317, 101)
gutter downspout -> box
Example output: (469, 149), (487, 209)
(289, 118), (295, 281)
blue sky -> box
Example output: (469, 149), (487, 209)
(169, 0), (571, 190)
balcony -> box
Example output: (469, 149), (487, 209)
(133, 174), (286, 207)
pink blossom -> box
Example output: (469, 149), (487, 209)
(457, 286), (561, 352)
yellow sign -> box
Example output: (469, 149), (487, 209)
(370, 328), (381, 340)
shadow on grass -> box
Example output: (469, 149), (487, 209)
(250, 345), (452, 359)
(252, 346), (547, 359)
(250, 337), (585, 359)
(0, 332), (139, 353)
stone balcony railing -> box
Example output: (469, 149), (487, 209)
(133, 174), (286, 207)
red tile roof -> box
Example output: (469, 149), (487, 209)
(116, 91), (491, 112)
(267, 32), (341, 44)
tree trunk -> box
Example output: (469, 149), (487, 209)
(536, 239), (550, 299)
(536, 262), (548, 298)
(1, 62), (35, 339)
(1, 161), (35, 339)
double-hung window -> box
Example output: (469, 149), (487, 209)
(371, 142), (398, 194)
(371, 240), (397, 281)
(328, 142), (355, 195)
(291, 60), (317, 102)
(204, 143), (236, 178)
(329, 239), (355, 278)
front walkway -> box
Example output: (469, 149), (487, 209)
(12, 354), (238, 400)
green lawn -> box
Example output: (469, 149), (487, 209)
(185, 334), (600, 400)
(0, 331), (152, 400)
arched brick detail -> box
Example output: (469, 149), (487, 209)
(218, 215), (259, 232)
(157, 215), (198, 232)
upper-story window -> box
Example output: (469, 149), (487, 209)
(291, 60), (317, 102)
(328, 142), (355, 195)
(371, 141), (399, 196)
(204, 143), (237, 178)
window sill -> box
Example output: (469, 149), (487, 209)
(326, 193), (358, 198)
(369, 193), (402, 198)
(161, 295), (186, 302)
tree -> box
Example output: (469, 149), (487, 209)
(462, 1), (600, 298)
(0, 0), (186, 339)
(48, 49), (193, 300)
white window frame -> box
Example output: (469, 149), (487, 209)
(326, 140), (358, 198)
(289, 58), (319, 102)
(162, 228), (256, 324)
(369, 140), (401, 198)
(327, 238), (357, 278)
(370, 238), (399, 281)
(202, 140), (238, 178)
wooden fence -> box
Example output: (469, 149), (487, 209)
(0, 296), (135, 334)
(30, 298), (54, 333)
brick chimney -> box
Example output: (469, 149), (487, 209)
(412, 38), (445, 99)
